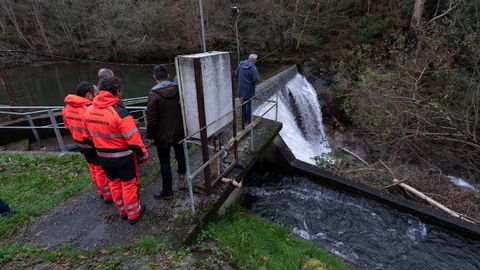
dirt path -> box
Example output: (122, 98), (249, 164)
(16, 172), (197, 250)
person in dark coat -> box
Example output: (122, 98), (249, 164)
(235, 54), (260, 124)
(0, 197), (11, 214)
(146, 65), (187, 199)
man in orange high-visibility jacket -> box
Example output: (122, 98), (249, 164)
(62, 81), (112, 203)
(82, 77), (148, 224)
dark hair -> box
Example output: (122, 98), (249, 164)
(99, 77), (123, 95)
(75, 81), (94, 97)
(153, 65), (168, 80)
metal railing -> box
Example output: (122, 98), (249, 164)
(180, 93), (278, 215)
(0, 99), (149, 152)
(0, 93), (279, 217)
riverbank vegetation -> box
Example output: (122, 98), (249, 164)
(304, 1), (480, 222)
(0, 0), (360, 63)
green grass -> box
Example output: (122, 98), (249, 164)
(0, 237), (185, 268)
(0, 153), (187, 269)
(201, 206), (351, 270)
(0, 153), (91, 238)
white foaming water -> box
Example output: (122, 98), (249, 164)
(255, 74), (330, 163)
(446, 176), (478, 192)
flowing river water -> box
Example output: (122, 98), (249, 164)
(243, 170), (480, 270)
(251, 72), (480, 269)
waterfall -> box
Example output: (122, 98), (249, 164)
(255, 73), (330, 163)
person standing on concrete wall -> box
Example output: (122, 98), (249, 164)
(62, 81), (112, 203)
(146, 65), (186, 200)
(235, 54), (260, 125)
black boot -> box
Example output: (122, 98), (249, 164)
(129, 204), (146, 225)
(153, 190), (174, 200)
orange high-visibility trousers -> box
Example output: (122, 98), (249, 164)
(94, 165), (111, 201)
(87, 163), (111, 201)
(109, 177), (140, 220)
(122, 177), (141, 220)
(87, 163), (98, 190)
(109, 178), (126, 216)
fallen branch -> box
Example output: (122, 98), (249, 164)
(383, 178), (408, 189)
(393, 179), (477, 224)
(428, 1), (459, 24)
(341, 147), (370, 167)
(379, 160), (394, 176)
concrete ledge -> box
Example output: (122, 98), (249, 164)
(274, 136), (480, 240)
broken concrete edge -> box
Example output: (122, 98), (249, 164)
(273, 136), (480, 240)
(183, 120), (283, 245)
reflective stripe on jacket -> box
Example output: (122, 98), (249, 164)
(82, 91), (147, 158)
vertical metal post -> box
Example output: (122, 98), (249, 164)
(241, 98), (245, 130)
(250, 122), (254, 151)
(199, 0), (207, 52)
(235, 18), (240, 66)
(183, 141), (196, 216)
(250, 98), (254, 151)
(142, 109), (148, 129)
(214, 136), (221, 176)
(48, 109), (66, 152)
(193, 58), (212, 193)
(231, 60), (239, 162)
(275, 92), (279, 122)
(26, 115), (42, 147)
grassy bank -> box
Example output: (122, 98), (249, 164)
(200, 206), (351, 270)
(0, 153), (91, 238)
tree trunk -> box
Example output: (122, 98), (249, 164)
(407, 0), (425, 49)
(31, 0), (52, 52)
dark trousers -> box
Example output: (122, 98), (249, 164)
(242, 98), (252, 124)
(157, 143), (187, 193)
(0, 198), (10, 214)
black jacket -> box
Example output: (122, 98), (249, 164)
(146, 82), (185, 147)
(0, 197), (10, 214)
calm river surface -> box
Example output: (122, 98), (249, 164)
(0, 63), (169, 106)
(0, 62), (282, 106)
(244, 169), (480, 270)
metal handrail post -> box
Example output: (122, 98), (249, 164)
(250, 100), (254, 150)
(142, 110), (148, 129)
(26, 115), (42, 146)
(47, 109), (66, 152)
(275, 92), (279, 122)
(250, 123), (254, 150)
(183, 141), (196, 216)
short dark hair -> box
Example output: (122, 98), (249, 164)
(153, 65), (168, 80)
(75, 81), (94, 97)
(99, 77), (123, 95)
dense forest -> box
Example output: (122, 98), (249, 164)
(1, 0), (480, 217)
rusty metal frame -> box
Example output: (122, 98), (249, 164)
(193, 58), (213, 193)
